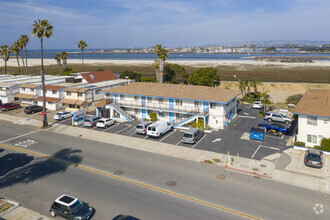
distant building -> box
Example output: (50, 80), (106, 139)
(16, 84), (41, 105)
(80, 70), (118, 83)
(292, 89), (330, 147)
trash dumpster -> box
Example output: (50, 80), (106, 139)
(249, 127), (266, 141)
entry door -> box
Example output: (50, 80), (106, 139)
(142, 96), (146, 106)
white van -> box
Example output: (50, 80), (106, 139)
(146, 121), (172, 138)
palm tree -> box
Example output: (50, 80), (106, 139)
(55, 53), (62, 73)
(11, 41), (21, 72)
(153, 44), (168, 83)
(238, 79), (244, 94)
(61, 52), (69, 70)
(252, 79), (261, 94)
(243, 79), (249, 96)
(17, 39), (25, 74)
(32, 19), (54, 127)
(152, 60), (160, 83)
(78, 40), (87, 72)
(0, 45), (11, 74)
(20, 35), (30, 75)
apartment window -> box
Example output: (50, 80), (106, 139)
(78, 93), (83, 97)
(134, 96), (139, 102)
(159, 111), (164, 117)
(22, 88), (25, 91)
(194, 101), (201, 107)
(210, 102), (217, 109)
(176, 113), (180, 118)
(67, 91), (71, 96)
(69, 104), (75, 108)
(147, 97), (152, 102)
(30, 88), (34, 92)
(158, 98), (163, 104)
(176, 99), (182, 106)
(52, 90), (57, 94)
(134, 108), (139, 114)
(120, 95), (124, 99)
(307, 134), (317, 144)
(307, 116), (317, 126)
(90, 74), (96, 80)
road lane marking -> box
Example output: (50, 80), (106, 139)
(176, 140), (182, 145)
(0, 130), (41, 144)
(0, 143), (261, 220)
(192, 134), (207, 149)
(237, 115), (256, 119)
(251, 145), (261, 159)
(159, 129), (176, 142)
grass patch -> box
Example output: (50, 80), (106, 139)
(0, 202), (14, 213)
(204, 160), (213, 164)
(213, 158), (221, 163)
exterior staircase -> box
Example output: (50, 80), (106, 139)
(110, 103), (134, 121)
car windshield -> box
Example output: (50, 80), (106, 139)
(136, 125), (143, 129)
(183, 134), (193, 138)
(84, 119), (91, 122)
(307, 154), (321, 160)
(69, 200), (83, 213)
(56, 113), (62, 116)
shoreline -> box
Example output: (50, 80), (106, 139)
(2, 58), (330, 68)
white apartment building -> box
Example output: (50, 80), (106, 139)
(100, 83), (241, 130)
(36, 85), (65, 110)
(16, 84), (41, 105)
(0, 83), (20, 103)
(293, 89), (330, 147)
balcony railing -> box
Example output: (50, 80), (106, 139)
(113, 99), (209, 114)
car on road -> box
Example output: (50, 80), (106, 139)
(83, 116), (100, 127)
(112, 215), (140, 220)
(252, 101), (263, 109)
(146, 121), (172, 138)
(135, 121), (152, 135)
(0, 103), (21, 111)
(50, 194), (94, 220)
(54, 111), (73, 120)
(182, 128), (204, 144)
(304, 149), (323, 168)
(24, 105), (43, 114)
(264, 111), (292, 124)
(96, 118), (116, 128)
(257, 122), (289, 135)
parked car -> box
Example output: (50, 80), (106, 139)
(146, 121), (172, 138)
(304, 149), (323, 168)
(54, 111), (73, 120)
(252, 101), (263, 109)
(135, 121), (152, 135)
(24, 105), (43, 114)
(0, 103), (21, 111)
(83, 116), (100, 127)
(50, 194), (94, 220)
(264, 111), (292, 124)
(257, 122), (289, 135)
(112, 215), (140, 220)
(182, 128), (204, 144)
(96, 118), (116, 128)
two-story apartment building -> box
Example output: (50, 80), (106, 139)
(60, 87), (91, 111)
(0, 83), (20, 103)
(15, 84), (41, 105)
(36, 85), (65, 110)
(292, 89), (330, 147)
(101, 83), (241, 130)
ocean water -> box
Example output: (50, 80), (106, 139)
(24, 49), (330, 61)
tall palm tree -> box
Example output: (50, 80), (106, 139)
(55, 53), (62, 73)
(20, 35), (30, 75)
(32, 19), (53, 127)
(0, 45), (11, 74)
(18, 39), (25, 74)
(238, 79), (244, 94)
(11, 41), (21, 72)
(61, 51), (69, 70)
(152, 60), (160, 83)
(78, 40), (87, 72)
(153, 44), (168, 83)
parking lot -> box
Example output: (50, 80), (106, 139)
(53, 104), (294, 160)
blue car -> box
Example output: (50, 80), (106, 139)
(257, 122), (289, 134)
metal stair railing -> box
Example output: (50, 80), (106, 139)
(111, 103), (134, 121)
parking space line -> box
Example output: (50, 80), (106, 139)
(129, 132), (136, 136)
(237, 115), (256, 119)
(192, 134), (207, 149)
(176, 140), (182, 145)
(91, 126), (98, 130)
(159, 129), (176, 142)
(103, 123), (119, 132)
(251, 145), (280, 158)
(144, 136), (149, 139)
(251, 145), (261, 158)
(0, 130), (41, 144)
(115, 125), (132, 134)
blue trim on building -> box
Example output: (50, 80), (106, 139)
(169, 98), (174, 109)
(169, 112), (174, 123)
(105, 92), (237, 104)
(114, 94), (118, 104)
(293, 112), (330, 119)
(141, 96), (146, 106)
(203, 101), (209, 113)
(173, 115), (205, 128)
(118, 104), (201, 114)
(142, 109), (146, 119)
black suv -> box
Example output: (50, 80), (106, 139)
(24, 105), (43, 114)
(50, 194), (94, 219)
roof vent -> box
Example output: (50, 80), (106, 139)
(90, 75), (96, 80)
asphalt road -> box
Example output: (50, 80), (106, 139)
(0, 120), (329, 220)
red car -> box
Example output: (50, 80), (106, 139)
(0, 103), (21, 111)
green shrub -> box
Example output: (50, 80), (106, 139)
(149, 113), (157, 121)
(314, 145), (322, 150)
(294, 141), (305, 147)
(321, 138), (330, 152)
(140, 76), (156, 83)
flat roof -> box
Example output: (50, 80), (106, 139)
(102, 82), (241, 103)
(292, 89), (330, 118)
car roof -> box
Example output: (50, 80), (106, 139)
(307, 149), (323, 155)
(186, 128), (199, 133)
(55, 194), (78, 206)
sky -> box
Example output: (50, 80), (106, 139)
(0, 0), (329, 49)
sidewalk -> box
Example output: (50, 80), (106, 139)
(0, 198), (51, 220)
(0, 114), (329, 195)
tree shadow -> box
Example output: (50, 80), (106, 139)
(0, 153), (34, 176)
(0, 148), (82, 189)
(0, 149), (4, 154)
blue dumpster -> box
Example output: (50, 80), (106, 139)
(249, 127), (266, 141)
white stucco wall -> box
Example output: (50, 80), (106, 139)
(297, 115), (330, 147)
